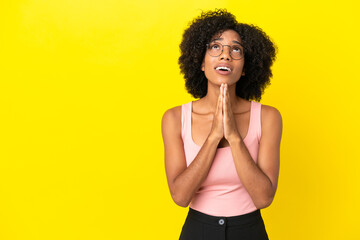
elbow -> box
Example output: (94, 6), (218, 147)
(171, 192), (191, 208)
(175, 200), (190, 208)
(254, 194), (275, 209)
(168, 180), (192, 207)
(254, 183), (277, 209)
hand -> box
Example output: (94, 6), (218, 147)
(223, 84), (241, 142)
(208, 84), (224, 141)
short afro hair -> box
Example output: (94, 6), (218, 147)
(178, 9), (277, 101)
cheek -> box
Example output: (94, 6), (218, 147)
(203, 58), (215, 71)
(202, 55), (213, 71)
(236, 64), (245, 74)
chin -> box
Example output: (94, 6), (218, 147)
(217, 80), (237, 86)
(207, 76), (239, 86)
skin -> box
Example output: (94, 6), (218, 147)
(162, 29), (283, 209)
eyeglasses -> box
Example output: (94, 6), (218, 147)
(206, 42), (245, 60)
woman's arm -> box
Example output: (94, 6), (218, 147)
(162, 90), (224, 207)
(223, 84), (283, 209)
(229, 106), (282, 209)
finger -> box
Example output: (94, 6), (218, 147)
(226, 86), (232, 114)
(224, 84), (232, 120)
(223, 83), (226, 98)
(226, 84), (231, 108)
(226, 84), (230, 104)
(223, 84), (227, 112)
(216, 84), (223, 115)
(222, 84), (225, 107)
(220, 84), (224, 116)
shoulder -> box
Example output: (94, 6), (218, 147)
(260, 104), (283, 133)
(260, 104), (282, 121)
(161, 105), (182, 136)
(162, 105), (182, 125)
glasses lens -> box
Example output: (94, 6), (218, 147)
(230, 45), (244, 59)
(207, 43), (222, 57)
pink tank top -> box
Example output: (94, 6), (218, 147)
(181, 100), (262, 217)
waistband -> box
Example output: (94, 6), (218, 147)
(187, 208), (263, 227)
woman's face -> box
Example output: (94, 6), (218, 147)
(201, 29), (245, 87)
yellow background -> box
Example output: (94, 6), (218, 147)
(1, 0), (359, 239)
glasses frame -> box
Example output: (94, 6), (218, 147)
(206, 42), (245, 60)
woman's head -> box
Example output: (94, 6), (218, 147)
(201, 29), (245, 89)
(178, 9), (277, 101)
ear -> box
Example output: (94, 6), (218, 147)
(241, 71), (245, 76)
(201, 61), (205, 71)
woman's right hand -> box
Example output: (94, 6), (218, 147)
(209, 84), (224, 142)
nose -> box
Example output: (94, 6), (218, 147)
(219, 45), (231, 61)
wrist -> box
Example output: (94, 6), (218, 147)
(207, 133), (222, 145)
(228, 134), (242, 146)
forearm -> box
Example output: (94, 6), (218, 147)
(171, 136), (220, 207)
(229, 137), (275, 209)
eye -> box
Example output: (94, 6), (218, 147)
(232, 46), (242, 53)
(210, 43), (221, 50)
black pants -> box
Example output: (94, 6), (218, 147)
(179, 208), (269, 240)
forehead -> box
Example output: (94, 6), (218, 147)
(211, 29), (241, 43)
(211, 29), (242, 43)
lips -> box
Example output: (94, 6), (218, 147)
(214, 64), (233, 75)
(215, 66), (231, 72)
(215, 64), (232, 71)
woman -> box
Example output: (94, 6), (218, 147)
(161, 9), (282, 240)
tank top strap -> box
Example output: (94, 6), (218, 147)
(181, 101), (192, 141)
(250, 101), (262, 142)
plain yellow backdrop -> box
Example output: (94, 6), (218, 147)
(1, 0), (359, 239)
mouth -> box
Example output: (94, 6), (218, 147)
(215, 66), (232, 72)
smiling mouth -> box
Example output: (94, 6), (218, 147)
(215, 66), (232, 72)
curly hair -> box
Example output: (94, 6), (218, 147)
(178, 9), (277, 101)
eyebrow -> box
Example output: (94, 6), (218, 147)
(211, 38), (242, 45)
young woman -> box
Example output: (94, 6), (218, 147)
(161, 9), (282, 240)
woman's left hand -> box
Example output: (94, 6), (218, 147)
(223, 84), (241, 142)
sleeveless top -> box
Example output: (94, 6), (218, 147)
(181, 100), (262, 217)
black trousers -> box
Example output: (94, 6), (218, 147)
(179, 208), (269, 240)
